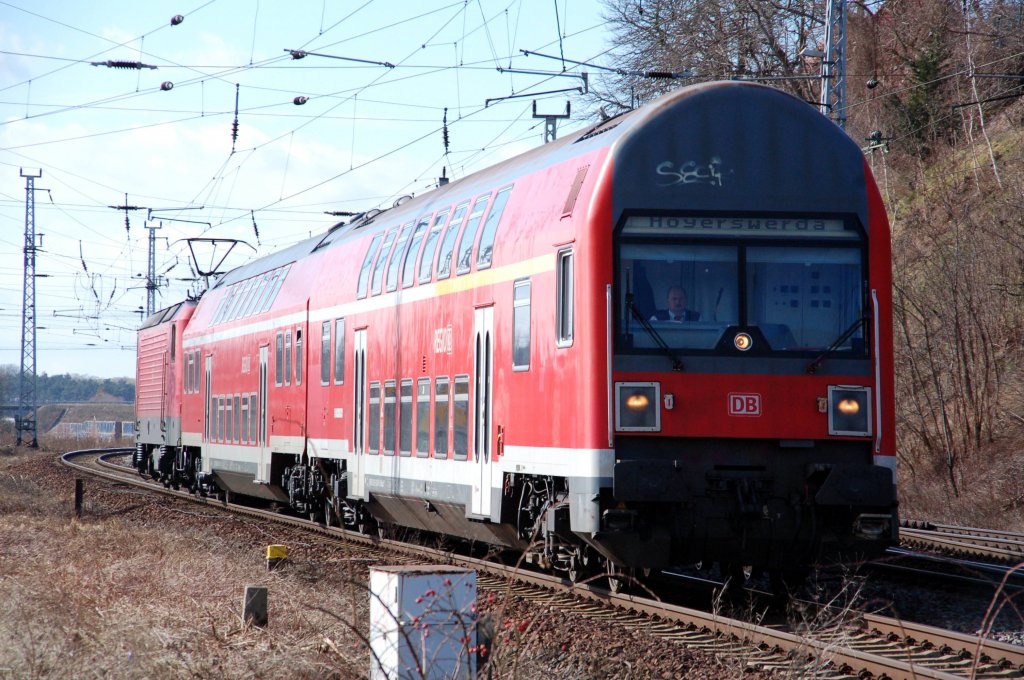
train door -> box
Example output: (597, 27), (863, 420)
(204, 355), (212, 442)
(471, 306), (494, 517)
(256, 344), (270, 482)
(351, 328), (367, 497)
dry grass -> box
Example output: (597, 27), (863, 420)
(0, 444), (370, 679)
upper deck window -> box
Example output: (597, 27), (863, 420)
(436, 202), (469, 280)
(616, 215), (865, 355)
(357, 232), (385, 299)
(386, 222), (414, 292)
(371, 229), (397, 295)
(418, 209), (450, 284)
(476, 185), (513, 270)
(402, 216), (430, 288)
(455, 195), (491, 276)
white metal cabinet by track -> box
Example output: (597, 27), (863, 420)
(369, 565), (476, 680)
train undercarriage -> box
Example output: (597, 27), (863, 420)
(132, 438), (896, 595)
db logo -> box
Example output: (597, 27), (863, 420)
(728, 393), (762, 417)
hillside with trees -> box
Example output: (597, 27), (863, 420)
(593, 0), (1024, 526)
(0, 365), (135, 406)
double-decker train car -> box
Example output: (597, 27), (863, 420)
(136, 81), (898, 588)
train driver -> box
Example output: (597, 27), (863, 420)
(650, 285), (701, 322)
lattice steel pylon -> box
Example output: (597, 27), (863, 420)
(17, 168), (42, 448)
(145, 221), (162, 317)
(820, 0), (848, 129)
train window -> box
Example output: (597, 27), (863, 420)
(233, 278), (256, 321)
(255, 272), (276, 315)
(211, 293), (228, 326)
(170, 325), (176, 361)
(333, 318), (345, 384)
(250, 392), (258, 443)
(399, 379), (413, 457)
(241, 396), (249, 444)
(418, 209), (450, 284)
(220, 286), (237, 323)
(416, 378), (430, 457)
(455, 195), (491, 276)
(223, 283), (242, 322)
(220, 395), (228, 444)
(556, 248), (574, 347)
(265, 268), (287, 313)
(383, 380), (397, 455)
(275, 332), (284, 386)
(185, 353), (192, 393)
(253, 272), (274, 315)
(617, 224), (866, 355)
(746, 246), (864, 351)
(401, 216), (430, 289)
(434, 377), (449, 459)
(242, 276), (266, 318)
(241, 277), (261, 319)
(233, 395), (240, 443)
(385, 222), (414, 293)
(436, 202), (469, 280)
(356, 232), (385, 299)
(285, 332), (292, 386)
(476, 185), (513, 270)
(453, 375), (470, 460)
(226, 396), (233, 443)
(368, 382), (381, 454)
(513, 279), (531, 371)
(224, 396), (230, 442)
(320, 321), (331, 385)
(371, 229), (397, 296)
(295, 329), (302, 385)
(257, 265), (291, 315)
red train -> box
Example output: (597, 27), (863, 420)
(136, 81), (898, 588)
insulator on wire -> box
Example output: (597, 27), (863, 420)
(231, 83), (240, 152)
(161, 81), (174, 91)
(91, 60), (157, 70)
(170, 14), (184, 26)
(442, 107), (450, 154)
(293, 96), (308, 105)
(251, 211), (261, 246)
(290, 50), (307, 59)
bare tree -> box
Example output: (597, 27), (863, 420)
(586, 0), (827, 113)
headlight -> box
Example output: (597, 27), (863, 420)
(615, 382), (660, 432)
(828, 385), (871, 436)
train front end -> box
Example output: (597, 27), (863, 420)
(595, 82), (897, 574)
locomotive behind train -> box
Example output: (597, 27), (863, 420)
(136, 81), (898, 588)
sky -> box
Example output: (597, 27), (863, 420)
(0, 0), (614, 379)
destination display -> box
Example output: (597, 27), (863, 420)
(623, 215), (857, 239)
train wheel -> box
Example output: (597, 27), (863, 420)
(357, 513), (378, 538)
(606, 561), (633, 594)
(322, 499), (336, 527)
(567, 547), (594, 584)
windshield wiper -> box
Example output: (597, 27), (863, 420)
(806, 315), (868, 374)
(626, 294), (685, 371)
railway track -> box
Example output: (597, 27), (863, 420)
(63, 448), (1024, 679)
(900, 520), (1024, 563)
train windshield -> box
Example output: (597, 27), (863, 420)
(617, 215), (866, 355)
